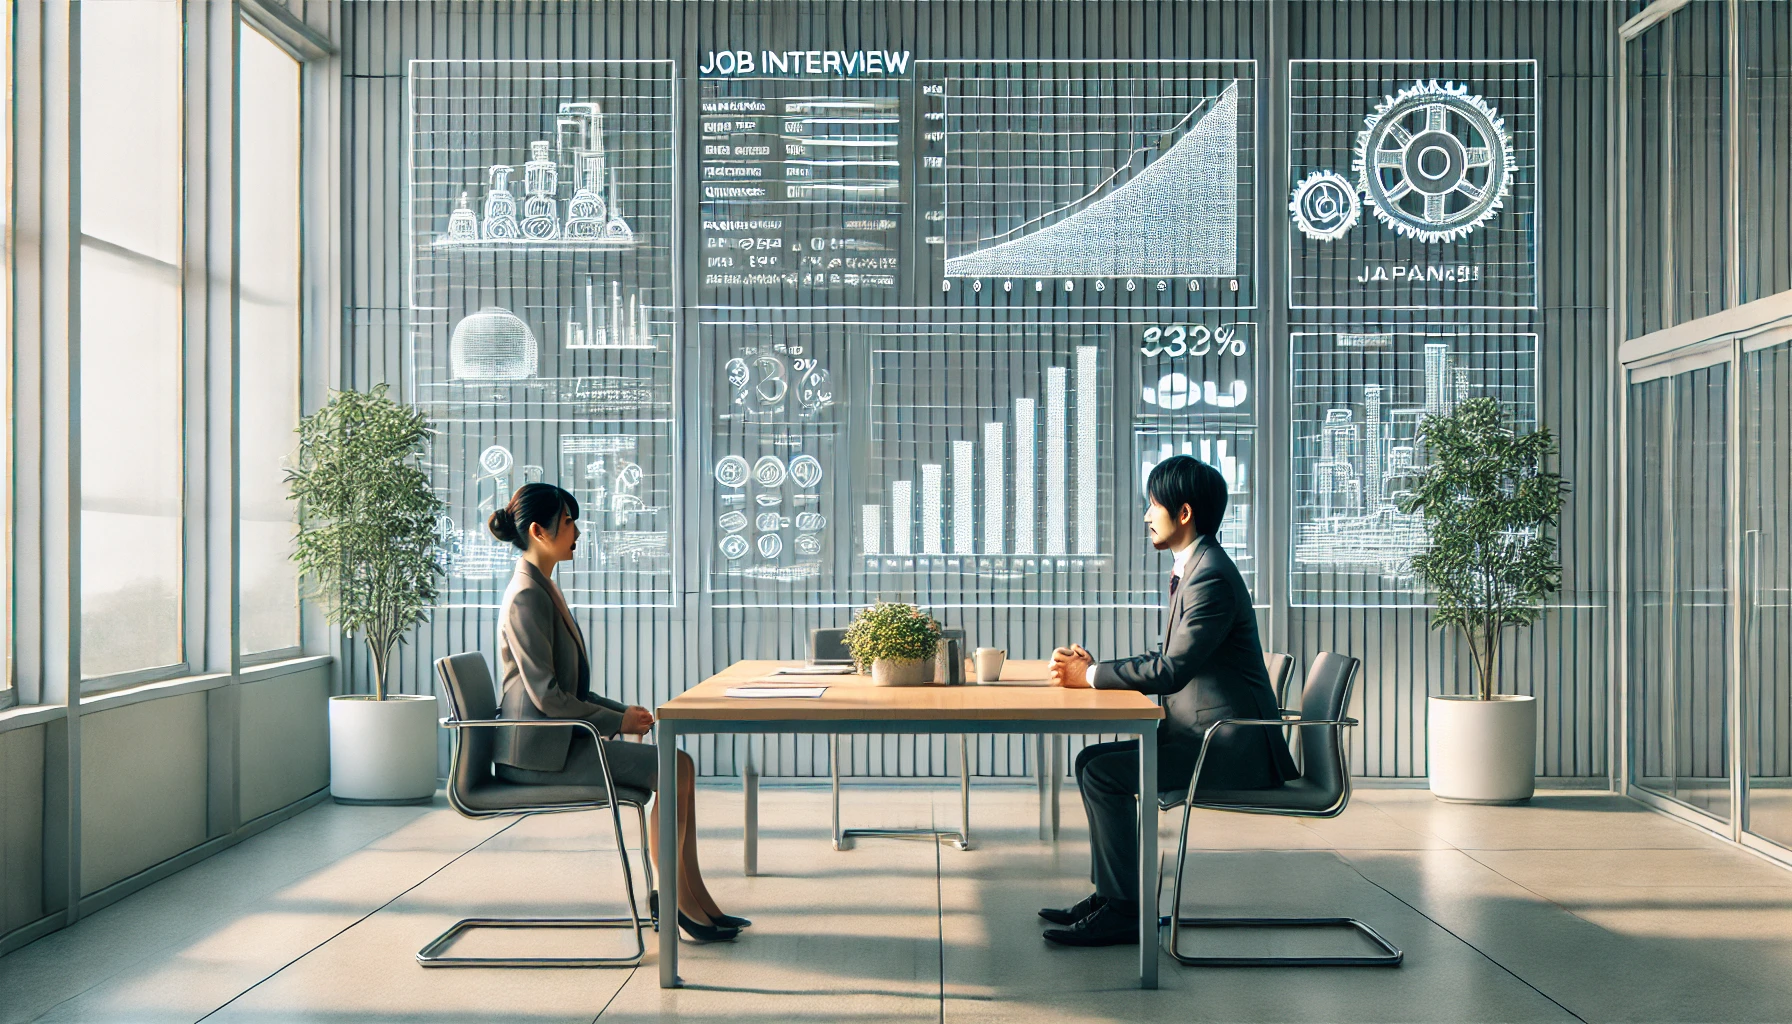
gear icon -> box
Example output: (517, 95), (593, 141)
(1290, 170), (1361, 241)
(1354, 80), (1513, 243)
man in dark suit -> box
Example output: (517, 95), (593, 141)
(1041, 455), (1296, 946)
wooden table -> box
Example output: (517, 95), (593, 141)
(654, 659), (1166, 989)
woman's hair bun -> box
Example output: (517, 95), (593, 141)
(487, 507), (519, 544)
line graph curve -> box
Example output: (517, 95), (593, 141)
(945, 81), (1240, 279)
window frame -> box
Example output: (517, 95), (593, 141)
(0, 0), (14, 711)
(235, 15), (307, 666)
(75, 0), (193, 695)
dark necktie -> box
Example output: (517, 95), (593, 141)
(1169, 573), (1181, 605)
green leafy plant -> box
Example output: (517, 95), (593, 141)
(842, 603), (943, 668)
(287, 384), (445, 700)
(1399, 397), (1567, 701)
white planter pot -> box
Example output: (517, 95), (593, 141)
(328, 694), (440, 804)
(1427, 694), (1536, 804)
(871, 657), (935, 686)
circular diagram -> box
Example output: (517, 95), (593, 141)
(714, 455), (750, 489)
(752, 455), (788, 488)
(756, 533), (783, 559)
(751, 355), (788, 404)
(787, 454), (824, 489)
(1353, 80), (1513, 243)
(794, 533), (822, 556)
(724, 358), (750, 391)
(719, 534), (749, 560)
(479, 444), (514, 476)
(1289, 170), (1361, 241)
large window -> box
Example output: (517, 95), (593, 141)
(237, 23), (303, 656)
(1, 0), (11, 703)
(78, 2), (186, 680)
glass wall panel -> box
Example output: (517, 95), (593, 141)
(1740, 0), (1792, 303)
(1, 0), (11, 697)
(1672, 364), (1731, 820)
(1628, 363), (1731, 822)
(1668, 2), (1729, 325)
(1629, 377), (1673, 796)
(1625, 31), (1669, 340)
(78, 1), (185, 679)
(1745, 341), (1792, 847)
(237, 24), (303, 655)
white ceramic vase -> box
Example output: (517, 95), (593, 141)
(1427, 693), (1536, 804)
(328, 694), (440, 804)
(871, 657), (935, 686)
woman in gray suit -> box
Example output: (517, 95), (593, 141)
(489, 483), (744, 942)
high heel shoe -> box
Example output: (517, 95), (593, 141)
(677, 911), (739, 943)
(648, 891), (739, 942)
(708, 913), (752, 929)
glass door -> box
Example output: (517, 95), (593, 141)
(1744, 331), (1792, 848)
(1628, 356), (1732, 823)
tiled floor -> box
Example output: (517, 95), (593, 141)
(3, 782), (1791, 1023)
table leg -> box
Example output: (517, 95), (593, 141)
(743, 738), (758, 876)
(830, 735), (845, 850)
(1138, 727), (1158, 989)
(658, 728), (679, 988)
(1036, 734), (1050, 840)
(959, 735), (972, 850)
(1050, 735), (1061, 840)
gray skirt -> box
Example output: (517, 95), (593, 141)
(496, 733), (660, 796)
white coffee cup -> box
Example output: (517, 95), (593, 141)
(973, 648), (1007, 682)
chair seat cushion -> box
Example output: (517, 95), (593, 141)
(457, 778), (652, 814)
(1158, 777), (1341, 815)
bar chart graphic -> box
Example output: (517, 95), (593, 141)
(860, 336), (1111, 592)
(1136, 427), (1256, 593)
(1290, 330), (1537, 605)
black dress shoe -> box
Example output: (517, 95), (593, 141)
(1041, 901), (1141, 947)
(648, 892), (740, 942)
(676, 911), (740, 943)
(1039, 893), (1106, 926)
(708, 913), (752, 929)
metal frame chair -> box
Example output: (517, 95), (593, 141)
(1157, 652), (1403, 967)
(418, 652), (655, 968)
(1264, 651), (1296, 713)
(813, 628), (972, 851)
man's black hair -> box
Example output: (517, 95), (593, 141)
(1145, 455), (1227, 537)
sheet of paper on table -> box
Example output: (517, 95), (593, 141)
(725, 686), (829, 699)
(770, 665), (858, 675)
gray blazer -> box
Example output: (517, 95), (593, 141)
(494, 560), (628, 772)
(1093, 535), (1298, 790)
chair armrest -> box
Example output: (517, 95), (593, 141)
(439, 717), (627, 797)
(1203, 716), (1357, 730)
(1179, 715), (1358, 802)
(441, 717), (608, 741)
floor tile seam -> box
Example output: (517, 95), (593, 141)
(1334, 851), (1591, 1024)
(7, 814), (438, 1020)
(1339, 801), (1445, 845)
(590, 964), (637, 1022)
(189, 815), (526, 1024)
(1455, 848), (1656, 933)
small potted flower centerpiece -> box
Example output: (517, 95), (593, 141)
(843, 603), (943, 686)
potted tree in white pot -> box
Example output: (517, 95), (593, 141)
(288, 384), (446, 804)
(842, 603), (944, 686)
(1401, 397), (1566, 804)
